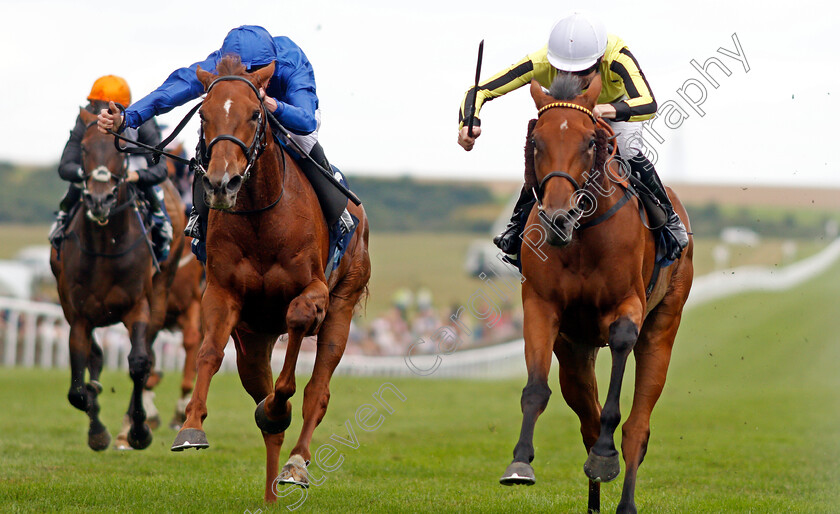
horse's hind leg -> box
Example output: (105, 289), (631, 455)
(500, 294), (559, 486)
(233, 333), (285, 503)
(67, 321), (110, 451)
(616, 307), (681, 514)
(262, 280), (329, 488)
(555, 339), (602, 514)
(584, 301), (643, 485)
(286, 290), (361, 474)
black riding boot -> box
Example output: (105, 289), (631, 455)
(300, 142), (353, 232)
(185, 176), (208, 240)
(142, 185), (172, 262)
(49, 185), (81, 248)
(493, 185), (535, 256)
(628, 153), (689, 259)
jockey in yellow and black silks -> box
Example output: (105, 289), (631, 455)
(457, 12), (689, 260)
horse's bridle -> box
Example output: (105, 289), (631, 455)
(532, 102), (622, 206)
(81, 121), (134, 225)
(193, 75), (268, 182)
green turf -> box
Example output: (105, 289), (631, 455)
(2, 260), (840, 512)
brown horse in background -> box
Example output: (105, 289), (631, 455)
(170, 56), (371, 502)
(162, 240), (204, 430)
(50, 108), (186, 450)
(499, 76), (693, 514)
(162, 146), (204, 430)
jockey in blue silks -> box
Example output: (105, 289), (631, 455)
(99, 25), (352, 244)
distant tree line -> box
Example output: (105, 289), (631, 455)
(685, 202), (838, 239)
(0, 162), (66, 223)
(2, 161), (835, 238)
(0, 162), (500, 232)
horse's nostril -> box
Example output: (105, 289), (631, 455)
(202, 175), (213, 193)
(226, 175), (242, 194)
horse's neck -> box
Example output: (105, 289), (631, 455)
(236, 142), (287, 211)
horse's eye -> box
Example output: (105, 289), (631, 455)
(589, 139), (596, 149)
(251, 110), (260, 121)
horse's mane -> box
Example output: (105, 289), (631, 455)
(549, 74), (583, 101)
(217, 54), (248, 76)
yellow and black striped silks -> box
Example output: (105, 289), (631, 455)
(458, 34), (657, 128)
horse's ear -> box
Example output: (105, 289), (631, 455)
(79, 107), (97, 125)
(530, 79), (552, 110)
(579, 74), (602, 110)
(252, 61), (276, 90)
(196, 65), (216, 91)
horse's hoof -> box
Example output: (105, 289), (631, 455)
(87, 425), (111, 452)
(499, 461), (536, 485)
(171, 428), (209, 451)
(274, 455), (309, 488)
(255, 399), (291, 434)
(584, 450), (620, 483)
(114, 435), (133, 451)
(127, 424), (153, 450)
(146, 415), (161, 431)
(168, 414), (186, 431)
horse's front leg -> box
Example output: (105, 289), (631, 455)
(66, 319), (110, 451)
(171, 285), (240, 451)
(120, 299), (154, 450)
(261, 280), (329, 488)
(170, 301), (201, 430)
(583, 299), (643, 485)
(500, 291), (560, 486)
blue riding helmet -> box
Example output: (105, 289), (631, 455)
(220, 25), (278, 69)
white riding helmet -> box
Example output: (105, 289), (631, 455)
(547, 12), (608, 72)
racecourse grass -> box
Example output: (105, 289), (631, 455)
(2, 261), (840, 512)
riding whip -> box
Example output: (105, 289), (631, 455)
(467, 40), (484, 138)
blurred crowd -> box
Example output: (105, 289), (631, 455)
(289, 287), (523, 356)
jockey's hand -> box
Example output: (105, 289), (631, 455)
(593, 104), (617, 120)
(458, 125), (481, 151)
(126, 171), (140, 183)
(97, 101), (123, 134)
(259, 88), (278, 112)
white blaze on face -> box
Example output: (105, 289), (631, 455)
(560, 120), (568, 130)
(224, 98), (233, 118)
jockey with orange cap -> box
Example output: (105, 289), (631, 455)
(49, 75), (173, 262)
(457, 12), (689, 261)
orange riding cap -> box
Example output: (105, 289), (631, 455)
(87, 75), (131, 106)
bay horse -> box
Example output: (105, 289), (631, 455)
(170, 56), (371, 503)
(50, 108), (186, 451)
(499, 76), (693, 514)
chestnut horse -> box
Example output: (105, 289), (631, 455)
(499, 76), (693, 514)
(50, 108), (186, 450)
(170, 56), (371, 502)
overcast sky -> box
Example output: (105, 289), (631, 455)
(1, 0), (838, 189)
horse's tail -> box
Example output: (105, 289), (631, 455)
(355, 284), (370, 315)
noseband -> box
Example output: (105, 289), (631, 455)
(194, 75), (268, 182)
